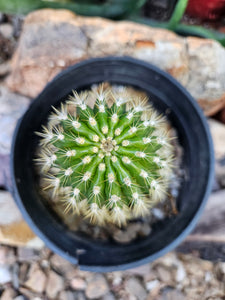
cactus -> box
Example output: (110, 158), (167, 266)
(36, 85), (174, 226)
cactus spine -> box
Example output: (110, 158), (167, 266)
(36, 85), (174, 226)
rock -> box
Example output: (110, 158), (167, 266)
(0, 85), (29, 189)
(158, 289), (187, 300)
(0, 246), (16, 265)
(215, 160), (225, 188)
(7, 9), (225, 116)
(0, 85), (30, 155)
(19, 263), (29, 283)
(0, 154), (10, 189)
(24, 268), (46, 293)
(0, 61), (11, 77)
(17, 247), (39, 262)
(192, 190), (225, 238)
(0, 23), (13, 39)
(19, 287), (40, 299)
(70, 277), (87, 291)
(175, 263), (186, 283)
(113, 223), (142, 243)
(0, 191), (22, 226)
(58, 290), (75, 300)
(0, 191), (39, 248)
(155, 265), (173, 284)
(12, 262), (20, 289)
(0, 266), (12, 284)
(186, 38), (225, 116)
(46, 270), (64, 299)
(208, 119), (225, 160)
(85, 274), (109, 299)
(77, 292), (86, 300)
(13, 296), (26, 300)
(125, 277), (147, 300)
(145, 279), (160, 292)
(1, 288), (17, 300)
(102, 292), (116, 300)
(7, 9), (88, 98)
(138, 223), (152, 237)
(125, 264), (151, 277)
(50, 254), (75, 276)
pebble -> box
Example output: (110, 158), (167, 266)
(0, 191), (22, 226)
(0, 266), (12, 284)
(85, 274), (109, 299)
(19, 263), (29, 283)
(0, 85), (30, 156)
(102, 292), (116, 300)
(152, 208), (165, 220)
(156, 265), (173, 283)
(175, 263), (186, 282)
(0, 246), (16, 265)
(0, 61), (11, 77)
(0, 154), (10, 189)
(126, 264), (151, 277)
(1, 288), (17, 300)
(17, 247), (38, 262)
(46, 270), (64, 299)
(0, 23), (13, 39)
(215, 159), (225, 188)
(77, 292), (86, 300)
(113, 223), (142, 243)
(146, 279), (160, 292)
(12, 262), (20, 289)
(125, 277), (147, 300)
(13, 296), (26, 300)
(138, 223), (152, 237)
(158, 289), (187, 300)
(58, 290), (75, 300)
(19, 287), (38, 299)
(208, 119), (225, 160)
(50, 254), (75, 275)
(70, 277), (87, 290)
(24, 268), (46, 293)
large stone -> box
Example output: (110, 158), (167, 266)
(0, 85), (30, 189)
(0, 85), (30, 155)
(0, 191), (43, 249)
(186, 38), (225, 116)
(6, 9), (225, 116)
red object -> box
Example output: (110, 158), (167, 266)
(186, 0), (225, 20)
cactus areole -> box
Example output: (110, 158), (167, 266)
(36, 85), (174, 226)
(11, 57), (214, 271)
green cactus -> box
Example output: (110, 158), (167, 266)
(36, 84), (174, 226)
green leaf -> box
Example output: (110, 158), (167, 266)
(0, 0), (42, 14)
(168, 0), (188, 30)
(0, 0), (148, 18)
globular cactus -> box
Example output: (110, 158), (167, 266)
(36, 85), (174, 226)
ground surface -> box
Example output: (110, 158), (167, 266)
(0, 245), (225, 300)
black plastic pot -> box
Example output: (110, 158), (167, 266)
(11, 57), (214, 272)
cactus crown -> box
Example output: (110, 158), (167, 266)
(36, 84), (174, 226)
